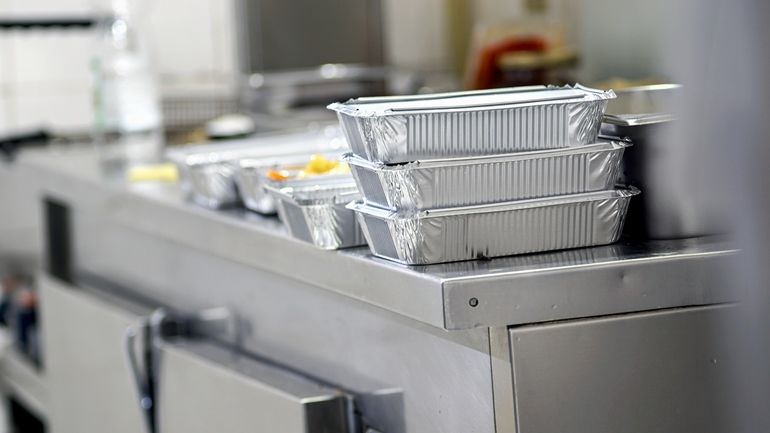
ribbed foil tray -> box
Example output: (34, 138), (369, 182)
(235, 152), (345, 215)
(348, 187), (638, 265)
(329, 84), (615, 163)
(167, 127), (347, 209)
(345, 141), (629, 211)
(265, 177), (366, 250)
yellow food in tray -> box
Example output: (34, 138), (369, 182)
(266, 154), (350, 182)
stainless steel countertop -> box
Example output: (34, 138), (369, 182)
(17, 147), (738, 330)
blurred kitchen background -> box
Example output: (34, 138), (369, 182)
(0, 0), (768, 432)
(0, 0), (673, 137)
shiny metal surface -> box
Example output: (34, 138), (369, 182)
(238, 0), (383, 71)
(508, 305), (736, 433)
(157, 340), (352, 433)
(346, 141), (627, 210)
(0, 159), (40, 274)
(350, 188), (637, 265)
(69, 222), (495, 433)
(17, 149), (738, 330)
(330, 85), (613, 163)
(488, 327), (516, 433)
(602, 84), (723, 239)
(40, 274), (149, 433)
(16, 148), (740, 433)
(265, 177), (365, 249)
(0, 347), (49, 419)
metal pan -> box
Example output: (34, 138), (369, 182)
(348, 187), (639, 265)
(167, 127), (348, 209)
(345, 141), (629, 211)
(264, 177), (365, 250)
(328, 84), (614, 163)
(601, 84), (724, 239)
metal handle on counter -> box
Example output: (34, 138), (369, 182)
(124, 319), (156, 433)
(124, 307), (235, 433)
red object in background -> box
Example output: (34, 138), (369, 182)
(472, 35), (548, 89)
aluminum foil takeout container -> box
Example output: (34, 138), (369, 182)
(235, 152), (345, 215)
(265, 177), (365, 250)
(348, 187), (639, 265)
(167, 127), (347, 209)
(345, 140), (629, 211)
(328, 84), (615, 163)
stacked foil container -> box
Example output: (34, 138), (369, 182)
(330, 84), (638, 265)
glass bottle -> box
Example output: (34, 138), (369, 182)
(92, 0), (163, 168)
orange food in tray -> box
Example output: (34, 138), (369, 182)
(266, 154), (350, 182)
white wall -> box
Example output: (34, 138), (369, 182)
(382, 0), (450, 72)
(0, 0), (239, 133)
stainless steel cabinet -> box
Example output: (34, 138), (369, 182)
(40, 274), (357, 433)
(156, 340), (351, 433)
(40, 274), (148, 433)
(505, 305), (736, 433)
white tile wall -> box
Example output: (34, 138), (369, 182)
(0, 0), (240, 133)
(6, 0), (108, 16)
(8, 31), (93, 84)
(382, 0), (450, 71)
(12, 82), (92, 131)
(209, 0), (238, 76)
(146, 0), (216, 77)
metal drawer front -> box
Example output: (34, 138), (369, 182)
(507, 305), (736, 433)
(40, 274), (149, 433)
(157, 340), (351, 433)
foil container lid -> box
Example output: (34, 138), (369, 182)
(348, 187), (640, 220)
(343, 140), (631, 171)
(328, 84), (615, 117)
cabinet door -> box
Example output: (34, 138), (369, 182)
(507, 305), (736, 433)
(156, 340), (351, 433)
(40, 274), (148, 433)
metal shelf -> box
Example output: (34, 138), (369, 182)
(0, 345), (48, 419)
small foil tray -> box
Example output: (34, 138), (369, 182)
(264, 177), (366, 250)
(345, 140), (629, 211)
(167, 127), (347, 209)
(328, 84), (615, 163)
(235, 152), (345, 215)
(348, 187), (639, 265)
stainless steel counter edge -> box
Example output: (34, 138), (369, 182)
(17, 149), (740, 330)
(442, 248), (737, 329)
(18, 150), (449, 328)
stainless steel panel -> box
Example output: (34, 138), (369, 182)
(602, 84), (724, 239)
(508, 305), (736, 433)
(157, 340), (350, 433)
(489, 327), (516, 433)
(39, 274), (148, 433)
(69, 216), (495, 433)
(0, 348), (49, 419)
(0, 159), (40, 274)
(239, 0), (383, 71)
